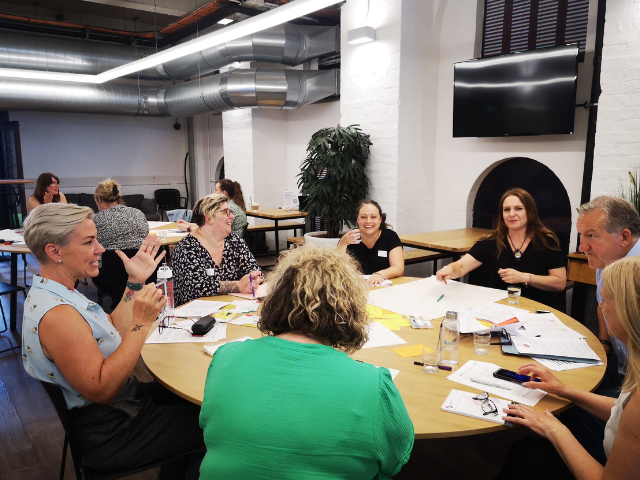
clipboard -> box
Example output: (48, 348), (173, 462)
(499, 335), (600, 364)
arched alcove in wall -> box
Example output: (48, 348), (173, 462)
(467, 157), (572, 285)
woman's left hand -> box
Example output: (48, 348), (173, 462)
(367, 272), (385, 287)
(238, 271), (263, 293)
(502, 404), (566, 440)
(498, 268), (527, 284)
(116, 234), (166, 284)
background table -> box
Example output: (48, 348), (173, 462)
(400, 228), (492, 261)
(141, 278), (605, 439)
(245, 209), (307, 255)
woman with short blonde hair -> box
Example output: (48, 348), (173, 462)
(199, 244), (414, 479)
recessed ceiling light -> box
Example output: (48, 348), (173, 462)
(217, 18), (234, 25)
(0, 0), (343, 84)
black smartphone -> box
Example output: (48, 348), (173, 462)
(493, 368), (541, 384)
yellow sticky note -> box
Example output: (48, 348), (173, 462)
(378, 320), (402, 331)
(381, 311), (405, 320)
(392, 344), (427, 358)
(366, 305), (384, 318)
(213, 311), (235, 320)
(221, 304), (235, 311)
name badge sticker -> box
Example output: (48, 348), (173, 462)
(378, 251), (388, 258)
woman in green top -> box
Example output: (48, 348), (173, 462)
(214, 179), (248, 237)
(176, 179), (248, 237)
(199, 244), (414, 479)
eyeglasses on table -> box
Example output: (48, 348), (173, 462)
(473, 391), (499, 416)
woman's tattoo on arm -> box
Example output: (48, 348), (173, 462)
(123, 289), (135, 303)
(218, 281), (240, 294)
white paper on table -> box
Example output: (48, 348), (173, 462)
(467, 303), (529, 324)
(145, 323), (227, 344)
(173, 300), (229, 318)
(512, 336), (601, 361)
(534, 357), (604, 371)
(367, 276), (507, 321)
(175, 319), (196, 328)
(147, 221), (173, 229)
(229, 282), (269, 300)
(227, 300), (260, 313)
(150, 229), (188, 238)
(517, 312), (585, 339)
(459, 308), (492, 334)
(363, 275), (393, 287)
(442, 389), (513, 425)
(446, 360), (546, 406)
(0, 229), (24, 242)
(362, 322), (407, 349)
(228, 314), (260, 326)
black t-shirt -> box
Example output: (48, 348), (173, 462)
(347, 229), (403, 275)
(468, 237), (566, 311)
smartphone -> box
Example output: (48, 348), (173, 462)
(493, 368), (541, 384)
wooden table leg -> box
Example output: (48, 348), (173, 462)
(10, 252), (17, 331)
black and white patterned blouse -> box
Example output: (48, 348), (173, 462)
(93, 205), (149, 251)
(172, 233), (260, 306)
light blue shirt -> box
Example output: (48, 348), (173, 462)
(22, 276), (122, 409)
(596, 238), (640, 376)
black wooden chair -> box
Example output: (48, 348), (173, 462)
(40, 381), (204, 480)
(0, 280), (26, 353)
(154, 189), (186, 221)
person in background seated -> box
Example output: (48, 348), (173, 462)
(93, 178), (148, 251)
(172, 193), (262, 306)
(22, 204), (204, 477)
(175, 179), (248, 238)
(92, 179), (150, 308)
(199, 244), (414, 479)
(436, 188), (566, 312)
(495, 256), (640, 480)
(338, 200), (404, 286)
(28, 172), (67, 211)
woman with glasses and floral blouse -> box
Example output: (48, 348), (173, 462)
(172, 193), (262, 306)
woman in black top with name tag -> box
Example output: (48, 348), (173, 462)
(338, 200), (404, 286)
(436, 188), (567, 311)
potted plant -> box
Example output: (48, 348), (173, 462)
(298, 124), (372, 247)
(621, 169), (640, 215)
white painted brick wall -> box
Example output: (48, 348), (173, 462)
(222, 108), (255, 208)
(592, 0), (640, 199)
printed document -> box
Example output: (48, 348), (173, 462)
(146, 323), (227, 344)
(173, 300), (229, 318)
(446, 360), (546, 406)
(441, 389), (513, 425)
(512, 336), (601, 361)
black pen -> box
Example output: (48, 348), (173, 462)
(535, 310), (551, 314)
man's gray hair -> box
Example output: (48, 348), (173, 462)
(579, 196), (640, 237)
(23, 203), (94, 264)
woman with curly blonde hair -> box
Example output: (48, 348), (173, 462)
(199, 244), (414, 479)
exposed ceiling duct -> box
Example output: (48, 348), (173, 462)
(0, 68), (339, 117)
(0, 24), (338, 81)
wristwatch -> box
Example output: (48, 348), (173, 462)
(126, 281), (144, 291)
(187, 227), (192, 233)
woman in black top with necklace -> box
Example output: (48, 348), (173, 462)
(436, 188), (567, 311)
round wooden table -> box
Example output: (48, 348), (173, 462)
(141, 278), (606, 439)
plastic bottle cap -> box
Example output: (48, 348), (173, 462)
(157, 265), (172, 279)
(445, 311), (458, 320)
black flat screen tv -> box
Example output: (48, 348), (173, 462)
(453, 44), (579, 137)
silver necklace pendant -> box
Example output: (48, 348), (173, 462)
(514, 249), (522, 259)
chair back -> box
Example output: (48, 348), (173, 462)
(154, 189), (186, 221)
(40, 381), (84, 479)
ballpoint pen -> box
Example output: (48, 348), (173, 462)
(249, 273), (256, 299)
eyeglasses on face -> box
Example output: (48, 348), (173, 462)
(219, 208), (233, 218)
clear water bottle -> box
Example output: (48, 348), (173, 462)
(439, 311), (460, 366)
(156, 264), (174, 324)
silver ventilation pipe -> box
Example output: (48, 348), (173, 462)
(161, 68), (339, 117)
(0, 24), (338, 81)
(158, 24), (339, 80)
(0, 30), (164, 79)
(0, 69), (338, 117)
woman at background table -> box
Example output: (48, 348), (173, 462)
(92, 179), (150, 307)
(495, 255), (640, 480)
(199, 244), (414, 479)
(338, 200), (404, 287)
(176, 179), (248, 237)
(436, 188), (566, 311)
(22, 204), (204, 477)
(172, 193), (262, 306)
(28, 172), (67, 211)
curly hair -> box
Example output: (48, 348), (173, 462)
(191, 193), (227, 227)
(483, 188), (560, 257)
(602, 256), (640, 393)
(258, 243), (369, 354)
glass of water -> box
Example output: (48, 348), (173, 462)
(473, 330), (491, 355)
(423, 348), (438, 374)
(507, 286), (521, 304)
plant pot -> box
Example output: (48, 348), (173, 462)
(304, 231), (340, 248)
